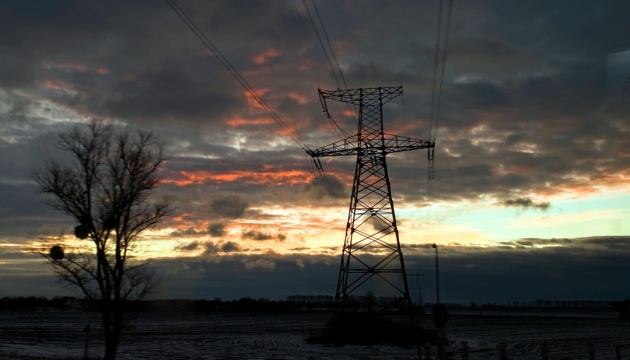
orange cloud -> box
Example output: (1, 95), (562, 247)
(333, 40), (355, 57)
(224, 116), (275, 127)
(163, 169), (311, 187)
(244, 88), (270, 111)
(288, 92), (308, 105)
(41, 79), (71, 90)
(172, 213), (192, 223)
(52, 61), (89, 72)
(298, 59), (317, 71)
(506, 165), (534, 175)
(252, 49), (281, 65)
(48, 61), (109, 75)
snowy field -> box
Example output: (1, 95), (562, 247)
(1, 310), (629, 359)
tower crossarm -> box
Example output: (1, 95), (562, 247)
(319, 86), (403, 106)
(306, 134), (434, 158)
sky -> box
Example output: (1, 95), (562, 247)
(1, 0), (629, 305)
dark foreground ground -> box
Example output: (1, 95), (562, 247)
(1, 310), (629, 359)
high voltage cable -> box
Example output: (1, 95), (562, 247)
(434, 0), (453, 136)
(303, 0), (340, 88)
(311, 0), (348, 90)
(311, 0), (358, 131)
(302, 0), (352, 139)
(428, 0), (443, 143)
(165, 0), (309, 151)
(426, 0), (453, 240)
(301, 0), (353, 211)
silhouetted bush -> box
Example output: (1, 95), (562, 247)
(309, 312), (427, 346)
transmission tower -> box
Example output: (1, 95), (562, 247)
(307, 86), (434, 318)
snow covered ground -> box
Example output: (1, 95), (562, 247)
(1, 311), (628, 359)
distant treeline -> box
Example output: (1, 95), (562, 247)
(0, 296), (71, 311)
(0, 295), (620, 313)
(0, 296), (335, 313)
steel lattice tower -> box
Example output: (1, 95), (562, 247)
(307, 86), (434, 316)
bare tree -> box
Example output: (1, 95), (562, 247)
(35, 120), (168, 360)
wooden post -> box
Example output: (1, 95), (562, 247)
(83, 323), (91, 360)
(424, 343), (432, 360)
(587, 343), (595, 360)
(462, 341), (469, 360)
(499, 342), (508, 360)
(437, 328), (446, 360)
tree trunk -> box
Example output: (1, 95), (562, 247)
(102, 309), (123, 360)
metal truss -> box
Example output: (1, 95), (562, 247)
(308, 86), (434, 315)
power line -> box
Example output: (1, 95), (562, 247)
(165, 0), (309, 151)
(428, 0), (443, 142)
(426, 0), (453, 240)
(302, 0), (352, 139)
(311, 0), (348, 90)
(303, 0), (341, 88)
(434, 0), (453, 136)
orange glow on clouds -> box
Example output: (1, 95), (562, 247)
(52, 62), (89, 72)
(505, 165), (534, 175)
(244, 88), (270, 111)
(528, 167), (630, 200)
(39, 79), (88, 100)
(42, 79), (71, 91)
(47, 61), (110, 75)
(224, 116), (275, 127)
(332, 40), (355, 57)
(252, 49), (281, 65)
(164, 169), (311, 186)
(288, 92), (308, 105)
(298, 59), (317, 71)
(491, 164), (534, 176)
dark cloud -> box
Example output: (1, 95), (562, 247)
(203, 241), (218, 256)
(174, 240), (201, 252)
(220, 241), (240, 253)
(0, 182), (68, 238)
(170, 228), (203, 237)
(242, 230), (273, 241)
(150, 236), (630, 301)
(302, 175), (347, 200)
(503, 197), (550, 211)
(149, 254), (338, 300)
(208, 222), (226, 237)
(107, 63), (242, 125)
(200, 240), (243, 256)
(369, 216), (391, 232)
(581, 236), (630, 251)
(404, 236), (630, 303)
(454, 80), (510, 110)
(211, 195), (249, 219)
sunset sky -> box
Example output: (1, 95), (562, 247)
(1, 0), (629, 304)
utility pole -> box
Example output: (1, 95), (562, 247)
(307, 86), (434, 324)
(433, 243), (440, 304)
(408, 272), (425, 307)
